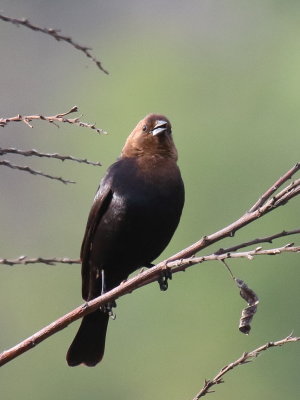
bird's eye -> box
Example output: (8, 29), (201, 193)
(142, 125), (147, 132)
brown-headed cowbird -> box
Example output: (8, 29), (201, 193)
(66, 114), (184, 367)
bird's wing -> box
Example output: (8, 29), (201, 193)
(80, 183), (113, 300)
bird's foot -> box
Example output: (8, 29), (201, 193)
(158, 266), (172, 291)
(101, 300), (117, 320)
(108, 307), (117, 320)
(144, 263), (172, 291)
(100, 269), (117, 318)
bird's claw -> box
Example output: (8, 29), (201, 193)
(108, 308), (116, 320)
(101, 300), (117, 320)
(145, 263), (172, 291)
(158, 267), (172, 291)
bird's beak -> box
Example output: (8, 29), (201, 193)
(151, 120), (168, 136)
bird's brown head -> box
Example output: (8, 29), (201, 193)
(121, 114), (178, 160)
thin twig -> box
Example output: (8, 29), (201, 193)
(0, 256), (80, 266)
(0, 160), (74, 184)
(274, 183), (300, 207)
(192, 334), (300, 399)
(169, 244), (300, 274)
(0, 106), (106, 134)
(215, 228), (300, 255)
(1, 244), (299, 268)
(0, 13), (108, 74)
(167, 162), (300, 262)
(249, 163), (300, 212)
(0, 147), (101, 167)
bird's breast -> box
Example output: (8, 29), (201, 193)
(89, 156), (184, 275)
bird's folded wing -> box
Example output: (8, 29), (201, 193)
(80, 184), (113, 299)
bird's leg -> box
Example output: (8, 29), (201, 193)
(145, 263), (172, 291)
(101, 268), (106, 296)
(100, 269), (117, 319)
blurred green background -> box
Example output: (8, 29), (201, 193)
(0, 1), (300, 399)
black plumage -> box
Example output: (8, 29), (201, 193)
(67, 114), (184, 366)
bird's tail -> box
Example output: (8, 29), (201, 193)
(66, 309), (109, 367)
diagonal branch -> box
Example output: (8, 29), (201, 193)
(0, 106), (106, 134)
(0, 163), (299, 366)
(0, 244), (299, 366)
(0, 13), (108, 74)
(249, 163), (300, 212)
(167, 162), (300, 262)
(192, 334), (300, 399)
(0, 147), (101, 167)
(0, 159), (75, 184)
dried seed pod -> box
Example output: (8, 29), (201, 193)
(235, 278), (259, 334)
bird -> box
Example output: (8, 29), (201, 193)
(66, 114), (185, 366)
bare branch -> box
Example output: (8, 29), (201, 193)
(273, 180), (300, 206)
(0, 13), (108, 74)
(0, 106), (107, 134)
(167, 163), (300, 262)
(0, 244), (299, 366)
(0, 107), (104, 182)
(169, 244), (300, 274)
(215, 228), (300, 255)
(249, 163), (300, 212)
(0, 256), (80, 266)
(192, 334), (300, 399)
(0, 164), (299, 366)
(0, 147), (101, 167)
(2, 244), (299, 268)
(0, 160), (75, 184)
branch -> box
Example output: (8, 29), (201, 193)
(3, 244), (298, 267)
(0, 13), (108, 74)
(0, 163), (299, 365)
(249, 163), (300, 212)
(0, 107), (105, 182)
(192, 334), (300, 399)
(167, 162), (300, 261)
(0, 147), (101, 167)
(0, 256), (80, 266)
(169, 244), (300, 272)
(215, 228), (300, 255)
(0, 244), (299, 366)
(0, 106), (107, 134)
(0, 159), (75, 184)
